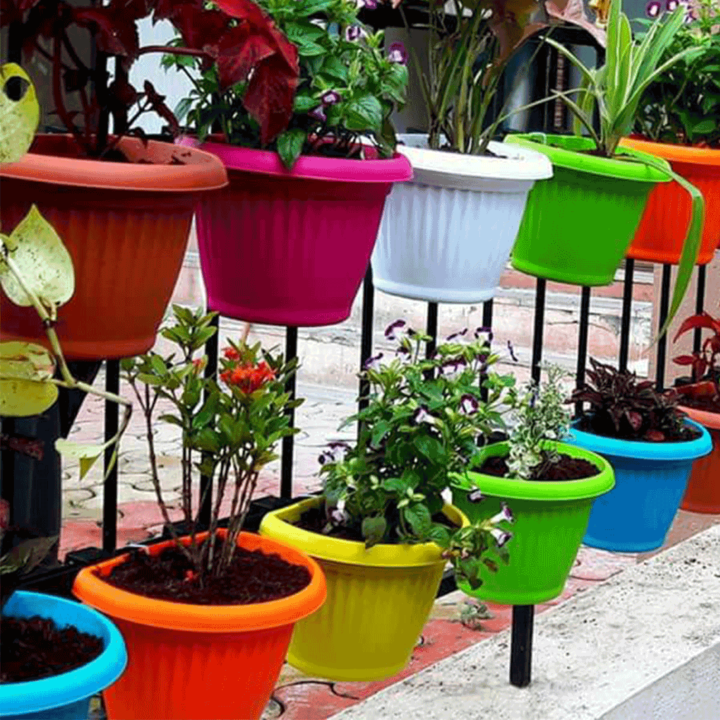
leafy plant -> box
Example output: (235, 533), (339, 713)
(121, 306), (302, 583)
(166, 0), (408, 168)
(398, 0), (605, 154)
(635, 0), (720, 147)
(317, 321), (516, 588)
(571, 357), (688, 441)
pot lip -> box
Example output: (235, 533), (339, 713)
(395, 134), (554, 183)
(259, 497), (466, 568)
(450, 441), (615, 501)
(0, 590), (127, 716)
(177, 135), (413, 184)
(678, 404), (720, 430)
(569, 418), (712, 461)
(621, 135), (720, 166)
(504, 132), (671, 183)
(0, 134), (228, 192)
(72, 530), (326, 633)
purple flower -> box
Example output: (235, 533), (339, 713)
(345, 25), (366, 42)
(356, 0), (377, 8)
(666, 0), (679, 10)
(321, 90), (341, 106)
(474, 326), (493, 342)
(459, 393), (479, 415)
(387, 41), (408, 65)
(646, 0), (662, 16)
(491, 528), (513, 548)
(440, 357), (467, 376)
(319, 442), (350, 465)
(412, 406), (436, 426)
(363, 352), (384, 371)
(507, 340), (518, 363)
(385, 319), (410, 342)
(328, 498), (347, 525)
(490, 502), (515, 525)
(467, 489), (484, 503)
(309, 106), (326, 122)
(396, 346), (411, 362)
(446, 328), (468, 343)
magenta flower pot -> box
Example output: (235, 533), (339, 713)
(179, 139), (412, 327)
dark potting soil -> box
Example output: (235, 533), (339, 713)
(101, 543), (311, 605)
(479, 451), (599, 481)
(0, 615), (103, 683)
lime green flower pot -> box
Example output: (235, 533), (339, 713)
(451, 441), (614, 605)
(504, 134), (670, 286)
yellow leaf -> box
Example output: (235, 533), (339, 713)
(0, 64), (39, 164)
(55, 440), (110, 480)
(0, 206), (75, 308)
(0, 341), (58, 417)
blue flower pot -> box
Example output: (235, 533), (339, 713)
(0, 591), (127, 720)
(568, 419), (712, 552)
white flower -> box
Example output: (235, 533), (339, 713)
(412, 406), (436, 426)
(491, 528), (513, 548)
(490, 502), (515, 525)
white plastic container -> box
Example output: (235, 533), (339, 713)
(372, 136), (553, 303)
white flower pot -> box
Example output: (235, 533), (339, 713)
(372, 135), (553, 303)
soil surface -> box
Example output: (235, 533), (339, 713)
(0, 615), (103, 683)
(479, 451), (599, 481)
(101, 541), (311, 605)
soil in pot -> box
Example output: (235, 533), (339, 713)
(100, 541), (311, 604)
(0, 615), (103, 683)
(478, 451), (599, 481)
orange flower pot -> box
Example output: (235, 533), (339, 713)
(0, 135), (227, 360)
(679, 405), (720, 514)
(73, 531), (326, 720)
(620, 137), (720, 265)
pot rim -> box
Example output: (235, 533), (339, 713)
(0, 134), (228, 192)
(260, 497), (466, 568)
(451, 440), (615, 501)
(678, 404), (720, 431)
(505, 133), (672, 183)
(177, 135), (413, 184)
(72, 530), (326, 633)
(0, 590), (127, 717)
(621, 135), (720, 167)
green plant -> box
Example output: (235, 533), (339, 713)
(120, 306), (301, 582)
(166, 0), (408, 167)
(317, 321), (516, 588)
(571, 357), (689, 441)
(635, 0), (720, 147)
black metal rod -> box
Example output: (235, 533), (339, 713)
(575, 286), (592, 417)
(619, 259), (635, 372)
(358, 268), (375, 417)
(510, 605), (535, 687)
(102, 360), (120, 554)
(655, 264), (672, 391)
(480, 300), (494, 401)
(426, 302), (439, 358)
(199, 313), (220, 528)
(693, 264), (706, 356)
(281, 327), (299, 499)
(531, 279), (547, 383)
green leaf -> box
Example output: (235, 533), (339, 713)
(320, 56), (349, 82)
(277, 128), (307, 169)
(403, 503), (432, 537)
(0, 535), (57, 575)
(344, 95), (383, 132)
(427, 524), (451, 548)
(54, 440), (107, 480)
(293, 94), (318, 114)
(0, 63), (39, 164)
(0, 341), (58, 417)
(362, 516), (387, 548)
(692, 118), (716, 134)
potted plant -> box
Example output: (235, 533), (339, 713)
(0, 1), (228, 361)
(568, 358), (712, 552)
(71, 307), (326, 720)
(260, 322), (515, 681)
(505, 0), (704, 326)
(451, 365), (614, 605)
(372, 0), (584, 303)
(165, 0), (412, 327)
(622, 0), (720, 265)
(671, 304), (720, 513)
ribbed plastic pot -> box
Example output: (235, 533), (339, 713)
(0, 591), (126, 720)
(0, 135), (227, 360)
(620, 137), (720, 264)
(450, 441), (614, 605)
(371, 136), (553, 303)
(177, 138), (412, 327)
(504, 134), (670, 286)
(73, 530), (326, 720)
(259, 497), (465, 681)
(678, 405), (720, 513)
(568, 419), (712, 552)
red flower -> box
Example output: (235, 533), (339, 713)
(222, 360), (275, 393)
(224, 347), (241, 361)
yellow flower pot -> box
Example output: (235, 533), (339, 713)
(259, 498), (465, 682)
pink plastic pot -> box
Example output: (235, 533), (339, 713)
(178, 138), (412, 327)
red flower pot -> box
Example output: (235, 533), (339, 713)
(679, 405), (720, 514)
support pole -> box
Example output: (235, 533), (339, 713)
(281, 327), (299, 499)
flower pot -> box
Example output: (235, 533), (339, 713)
(620, 137), (720, 264)
(371, 136), (553, 303)
(568, 419), (712, 552)
(0, 135), (227, 361)
(177, 138), (412, 327)
(259, 497), (465, 681)
(504, 133), (671, 286)
(0, 590), (126, 720)
(451, 441), (614, 605)
(73, 531), (326, 720)
(678, 405), (720, 514)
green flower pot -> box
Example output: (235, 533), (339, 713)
(504, 134), (670, 286)
(451, 441), (615, 605)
